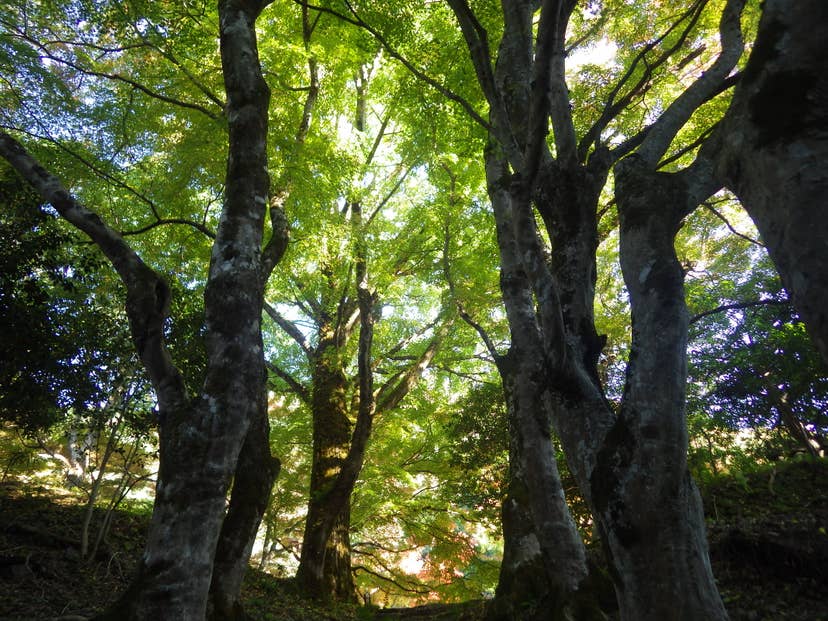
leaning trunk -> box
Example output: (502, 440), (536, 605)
(595, 158), (726, 621)
(491, 355), (606, 621)
(208, 398), (281, 620)
(486, 148), (604, 619)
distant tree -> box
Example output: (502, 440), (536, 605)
(688, 261), (828, 459)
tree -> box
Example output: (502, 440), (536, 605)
(435, 0), (746, 617)
(715, 0), (828, 365)
(1, 0), (282, 618)
(687, 252), (828, 460)
(0, 160), (103, 433)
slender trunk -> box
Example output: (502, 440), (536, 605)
(486, 147), (606, 620)
(209, 392), (281, 620)
(716, 0), (828, 364)
(596, 158), (726, 621)
(81, 414), (122, 559)
(765, 381), (825, 459)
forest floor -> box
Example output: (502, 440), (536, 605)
(0, 459), (826, 621)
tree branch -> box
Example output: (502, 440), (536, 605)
(263, 301), (313, 358)
(689, 298), (790, 325)
(293, 0), (491, 130)
(0, 131), (188, 412)
(579, 0), (710, 161)
(635, 0), (746, 166)
(702, 200), (764, 247)
(265, 360), (311, 403)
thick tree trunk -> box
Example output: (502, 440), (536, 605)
(296, 356), (356, 600)
(104, 1), (276, 617)
(596, 158), (726, 621)
(716, 0), (828, 363)
(491, 357), (607, 621)
(485, 149), (607, 620)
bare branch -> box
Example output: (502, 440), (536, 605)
(263, 301), (313, 357)
(689, 298), (790, 326)
(376, 311), (454, 415)
(440, 175), (502, 362)
(10, 25), (222, 120)
(266, 360), (311, 403)
(579, 0), (710, 161)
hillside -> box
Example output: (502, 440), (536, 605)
(1, 459), (826, 620)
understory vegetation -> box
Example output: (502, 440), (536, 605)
(1, 457), (825, 620)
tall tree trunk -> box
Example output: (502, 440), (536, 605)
(715, 0), (828, 364)
(101, 1), (275, 616)
(448, 0), (744, 618)
(296, 356), (356, 600)
(491, 355), (606, 621)
(485, 148), (606, 620)
(595, 157), (727, 621)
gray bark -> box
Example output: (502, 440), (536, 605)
(209, 403), (281, 620)
(715, 0), (828, 364)
(1, 1), (278, 617)
(485, 149), (603, 619)
(447, 1), (747, 618)
(601, 157), (726, 620)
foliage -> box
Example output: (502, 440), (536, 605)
(682, 201), (828, 475)
(0, 161), (107, 431)
(1, 0), (826, 615)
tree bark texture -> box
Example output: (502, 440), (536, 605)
(209, 401), (281, 620)
(716, 0), (828, 364)
(2, 1), (278, 617)
(107, 2), (277, 617)
(296, 351), (357, 601)
(598, 157), (727, 620)
(485, 149), (607, 620)
(448, 0), (747, 617)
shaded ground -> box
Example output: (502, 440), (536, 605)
(1, 460), (826, 620)
(702, 459), (828, 621)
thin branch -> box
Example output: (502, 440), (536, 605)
(579, 0), (710, 161)
(689, 298), (791, 325)
(2, 125), (216, 239)
(635, 0), (746, 166)
(295, 0), (491, 131)
(263, 301), (313, 357)
(440, 196), (502, 362)
(266, 360), (311, 404)
(147, 44), (225, 109)
(367, 166), (411, 225)
(702, 200), (764, 247)
(375, 311), (454, 415)
(351, 564), (432, 595)
(12, 28), (222, 120)
(120, 217), (216, 239)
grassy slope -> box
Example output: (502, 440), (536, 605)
(0, 459), (826, 620)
